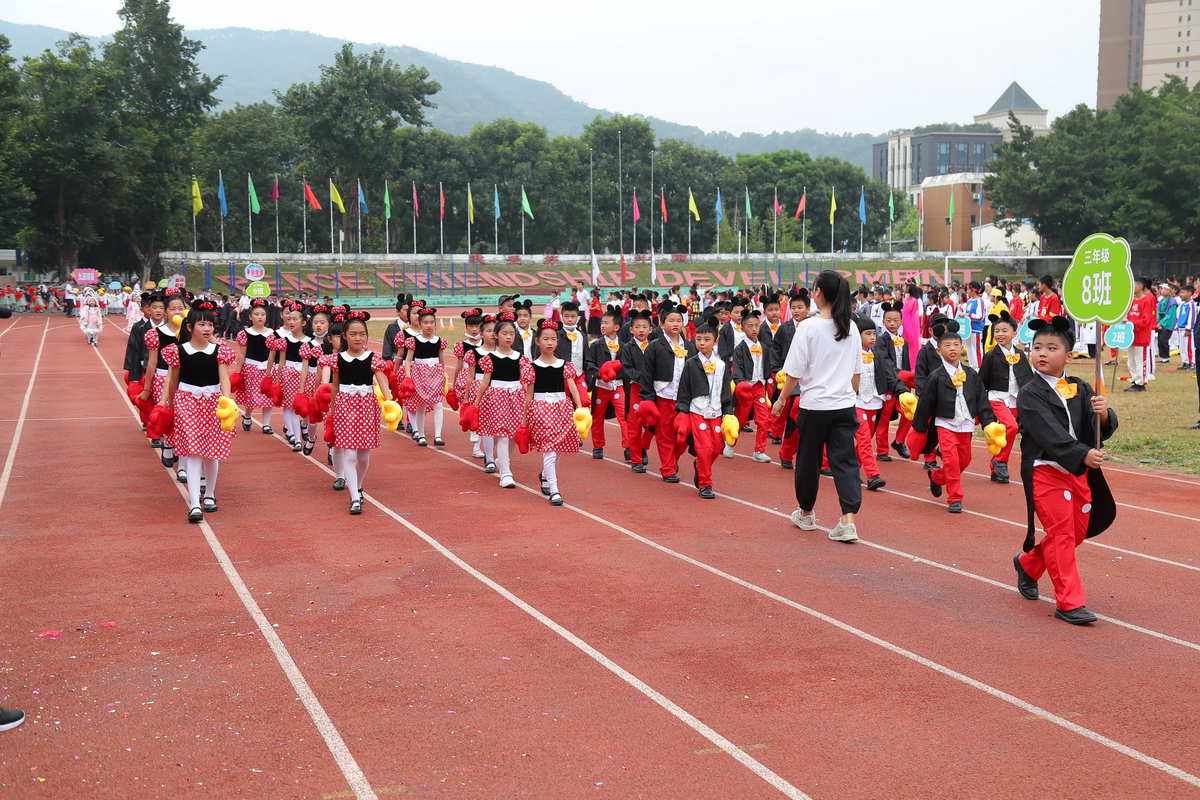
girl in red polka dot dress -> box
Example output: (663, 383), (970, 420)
(275, 305), (311, 452)
(138, 289), (188, 479)
(402, 306), (448, 447)
(319, 311), (393, 514)
(473, 314), (534, 488)
(450, 308), (485, 457)
(159, 298), (237, 523)
(528, 319), (585, 506)
(234, 299), (280, 435)
(462, 314), (499, 467)
(297, 304), (332, 456)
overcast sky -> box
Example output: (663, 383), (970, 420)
(5, 0), (1100, 134)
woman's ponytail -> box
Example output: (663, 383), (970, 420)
(814, 270), (852, 341)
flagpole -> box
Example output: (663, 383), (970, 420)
(714, 188), (719, 256)
(650, 151), (655, 259)
(588, 150), (594, 256)
(218, 169), (225, 255)
(859, 185), (864, 256)
(412, 182), (417, 257)
(191, 201), (198, 255)
(385, 181), (390, 255)
(247, 173), (254, 255)
(302, 175), (308, 254)
(329, 178), (334, 256)
(802, 185), (808, 286)
(521, 184), (526, 256)
(494, 183), (499, 256)
(274, 173), (280, 255)
(830, 186), (834, 257)
(687, 185), (692, 258)
(660, 185), (665, 256)
(439, 181), (444, 257)
(466, 181), (472, 257)
(632, 186), (637, 256)
(617, 129), (623, 257)
(356, 179), (362, 255)
(744, 186), (748, 262)
(773, 186), (778, 259)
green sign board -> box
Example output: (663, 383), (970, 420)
(245, 280), (271, 299)
(1061, 233), (1134, 325)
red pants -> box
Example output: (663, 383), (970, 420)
(778, 396), (800, 461)
(592, 386), (626, 449)
(735, 383), (772, 453)
(625, 386), (656, 464)
(930, 429), (973, 504)
(655, 397), (681, 477)
(988, 401), (1019, 465)
(1019, 466), (1091, 610)
(874, 395), (912, 455)
(855, 408), (881, 478)
(689, 413), (724, 488)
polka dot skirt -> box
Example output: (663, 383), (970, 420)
(171, 391), (234, 460)
(478, 386), (526, 438)
(530, 398), (580, 454)
(330, 393), (380, 450)
(279, 366), (304, 408)
(409, 361), (446, 412)
(238, 363), (274, 410)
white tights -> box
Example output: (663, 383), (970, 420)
(409, 403), (445, 439)
(494, 436), (512, 479)
(182, 456), (220, 509)
(335, 448), (371, 501)
(482, 435), (496, 463)
(282, 409), (303, 442)
(542, 452), (559, 494)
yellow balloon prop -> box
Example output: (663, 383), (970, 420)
(721, 413), (740, 447)
(775, 370), (788, 390)
(572, 407), (593, 439)
(983, 421), (1008, 456)
(898, 391), (918, 421)
(215, 395), (240, 432)
(373, 383), (385, 401)
(380, 399), (404, 431)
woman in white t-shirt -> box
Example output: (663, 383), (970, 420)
(773, 270), (863, 542)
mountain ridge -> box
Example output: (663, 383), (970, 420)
(0, 20), (879, 169)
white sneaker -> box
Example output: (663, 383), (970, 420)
(827, 521), (859, 543)
(722, 444), (735, 458)
(752, 451), (771, 463)
(790, 509), (817, 530)
(498, 475), (516, 488)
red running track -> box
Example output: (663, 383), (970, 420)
(0, 319), (1195, 798)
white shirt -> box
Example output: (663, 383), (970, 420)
(517, 325), (534, 352)
(689, 352), (725, 419)
(1033, 371), (1075, 473)
(934, 358), (975, 433)
(781, 316), (861, 411)
(596, 336), (621, 391)
(562, 325), (585, 372)
(654, 335), (689, 399)
(987, 345), (1020, 408)
(747, 341), (765, 383)
(856, 350), (884, 410)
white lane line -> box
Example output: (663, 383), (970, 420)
(426, 448), (1200, 791)
(91, 345), (380, 800)
(242, 426), (812, 799)
(0, 415), (132, 423)
(0, 318), (21, 338)
(0, 319), (49, 512)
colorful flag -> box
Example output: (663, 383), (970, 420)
(304, 181), (322, 211)
(411, 181), (420, 218)
(467, 183), (475, 224)
(357, 180), (368, 215)
(948, 191), (955, 221)
(591, 250), (600, 285)
(521, 186), (534, 220)
(773, 189), (783, 217)
(632, 190), (641, 224)
(744, 187), (752, 220)
(329, 180), (346, 214)
(248, 174), (261, 214)
(794, 192), (807, 220)
(269, 175), (280, 203)
(217, 172), (228, 218)
(858, 187), (866, 224)
(439, 184), (446, 220)
(493, 184), (500, 220)
(190, 178), (203, 216)
(384, 181), (391, 220)
(888, 190), (895, 223)
(828, 187), (837, 226)
(660, 188), (668, 224)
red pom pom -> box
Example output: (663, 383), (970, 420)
(898, 370), (916, 389)
(313, 383), (333, 412)
(514, 425), (531, 454)
(445, 387), (460, 411)
(323, 413), (336, 445)
(147, 405), (175, 438)
(259, 376), (273, 394)
(126, 380), (144, 403)
(458, 403), (480, 432)
(229, 372), (244, 393)
(598, 360), (621, 382)
(293, 394), (312, 417)
(397, 377), (416, 402)
(635, 400), (660, 427)
(674, 412), (690, 443)
(269, 383), (284, 407)
(905, 428), (928, 460)
(381, 360), (395, 376)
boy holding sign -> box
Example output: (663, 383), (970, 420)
(1013, 317), (1118, 625)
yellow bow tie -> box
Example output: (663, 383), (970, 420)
(749, 344), (762, 355)
(892, 334), (904, 347)
(950, 370), (966, 388)
(607, 341), (619, 353)
(638, 341), (648, 352)
(1056, 378), (1077, 399)
(861, 352), (874, 364)
(566, 332), (578, 342)
(1005, 353), (1020, 365)
(733, 324), (742, 332)
(672, 345), (687, 358)
(703, 361), (716, 374)
(769, 323), (779, 333)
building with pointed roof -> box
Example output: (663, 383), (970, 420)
(974, 82), (1049, 139)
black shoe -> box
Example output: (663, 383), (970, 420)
(241, 417), (251, 432)
(1191, 421), (1200, 430)
(623, 448), (631, 462)
(743, 424), (754, 433)
(780, 459), (793, 470)
(1123, 384), (1145, 392)
(187, 507), (203, 524)
(484, 461), (497, 474)
(160, 452), (174, 468)
(632, 463), (646, 474)
(876, 453), (893, 462)
(1013, 555), (1039, 600)
(991, 462), (1010, 483)
(592, 448), (604, 460)
(866, 475), (886, 491)
(929, 476), (943, 498)
(549, 493), (563, 507)
(820, 468), (833, 477)
(891, 441), (911, 459)
(417, 436), (428, 447)
(176, 469), (187, 484)
(539, 473), (551, 496)
(285, 433), (296, 446)
(303, 441), (314, 456)
(262, 425), (274, 434)
(948, 501), (963, 514)
(1055, 606), (1098, 625)
(662, 474), (680, 483)
(201, 496), (218, 513)
(924, 460), (939, 472)
(332, 478), (346, 491)
(698, 486), (716, 499)
(349, 498), (363, 515)
(292, 441), (303, 452)
(642, 449), (649, 463)
(434, 437), (445, 447)
(769, 436), (782, 445)
(0, 707), (25, 732)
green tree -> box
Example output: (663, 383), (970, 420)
(0, 35), (32, 248)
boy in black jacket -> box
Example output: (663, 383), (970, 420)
(381, 294), (409, 362)
(906, 320), (1004, 513)
(584, 309), (627, 459)
(871, 302), (911, 461)
(618, 310), (658, 473)
(731, 309), (773, 462)
(123, 292), (155, 384)
(675, 321), (735, 499)
(1013, 316), (1117, 625)
(976, 310), (1034, 483)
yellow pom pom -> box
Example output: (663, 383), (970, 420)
(170, 314), (183, 328)
(373, 383), (385, 402)
(984, 421), (1007, 456)
(775, 371), (788, 390)
(898, 391), (918, 421)
(572, 407), (593, 439)
(380, 400), (403, 431)
(721, 413), (740, 447)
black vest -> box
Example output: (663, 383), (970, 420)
(412, 337), (441, 359)
(243, 329), (271, 361)
(533, 360), (566, 393)
(488, 353), (521, 382)
(339, 351), (375, 387)
(178, 343), (220, 387)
